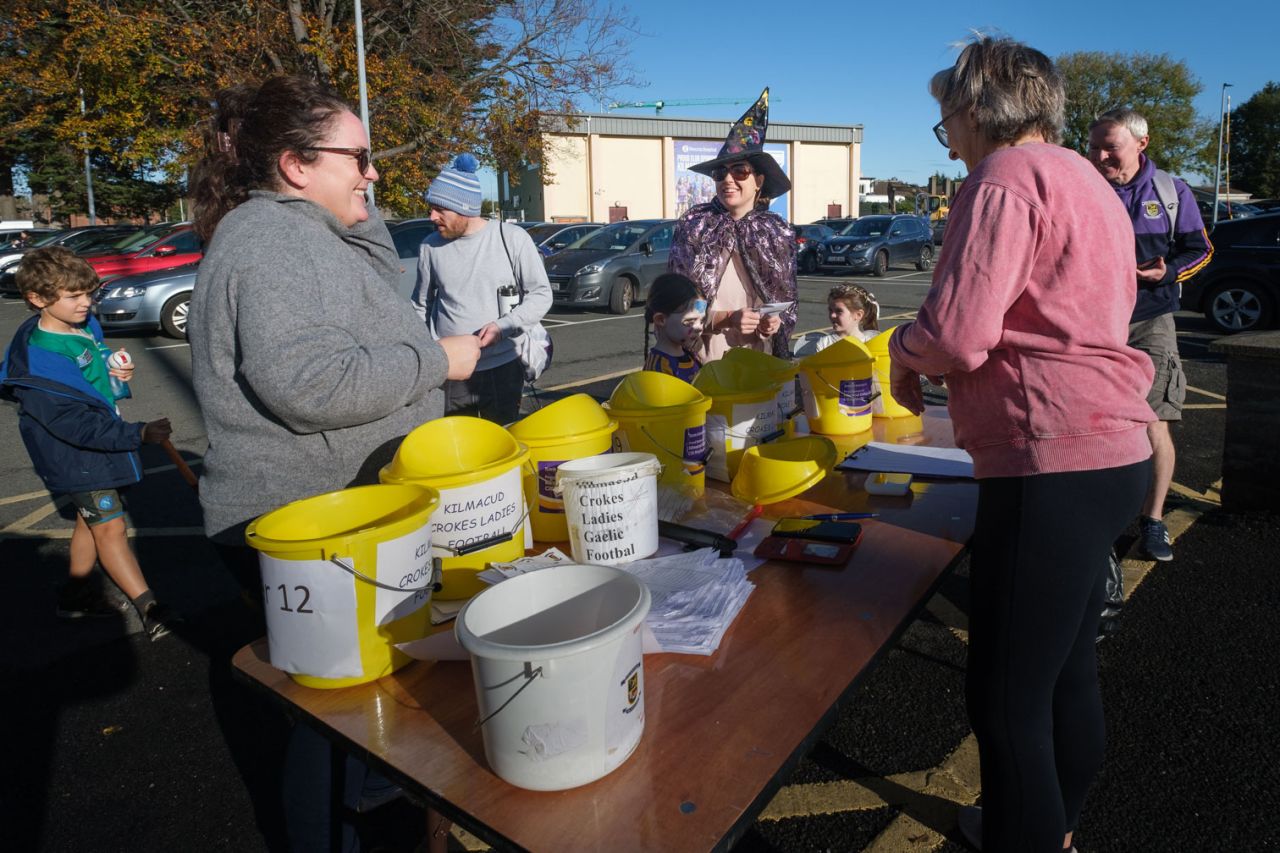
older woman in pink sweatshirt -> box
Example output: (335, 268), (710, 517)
(890, 36), (1155, 853)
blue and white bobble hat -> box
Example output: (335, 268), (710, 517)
(426, 153), (483, 216)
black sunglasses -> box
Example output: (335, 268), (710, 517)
(303, 146), (373, 174)
(933, 109), (962, 148)
(710, 163), (755, 182)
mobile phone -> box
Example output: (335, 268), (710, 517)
(771, 519), (864, 544)
(754, 535), (857, 566)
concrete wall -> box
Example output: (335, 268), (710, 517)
(793, 141), (853, 223)
(586, 136), (665, 221)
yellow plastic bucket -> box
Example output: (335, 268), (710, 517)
(693, 360), (782, 482)
(506, 394), (617, 543)
(731, 436), (837, 504)
(604, 371), (713, 498)
(865, 328), (916, 418)
(799, 337), (876, 435)
(380, 417), (530, 601)
(720, 346), (801, 428)
(245, 483), (439, 689)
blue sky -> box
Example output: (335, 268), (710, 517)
(484, 0), (1277, 196)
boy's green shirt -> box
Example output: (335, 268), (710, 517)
(28, 323), (115, 408)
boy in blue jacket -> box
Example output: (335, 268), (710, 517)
(1, 247), (178, 640)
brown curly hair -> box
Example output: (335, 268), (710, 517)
(16, 246), (99, 310)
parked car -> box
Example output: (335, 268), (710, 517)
(817, 215), (934, 277)
(793, 223), (834, 274)
(812, 217), (856, 231)
(1197, 199), (1263, 223)
(86, 225), (204, 283)
(542, 219), (676, 313)
(1245, 198), (1280, 213)
(94, 262), (198, 339)
(1181, 211), (1280, 334)
(0, 226), (137, 295)
(0, 227), (58, 251)
(525, 222), (604, 256)
(82, 223), (179, 257)
(387, 218), (437, 300)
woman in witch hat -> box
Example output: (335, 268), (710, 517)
(669, 88), (797, 361)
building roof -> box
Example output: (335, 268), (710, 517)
(542, 113), (863, 145)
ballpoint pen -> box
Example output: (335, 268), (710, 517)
(800, 512), (879, 521)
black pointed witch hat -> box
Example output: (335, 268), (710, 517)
(689, 87), (790, 198)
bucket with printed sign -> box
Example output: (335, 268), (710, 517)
(799, 337), (876, 435)
(604, 371), (713, 498)
(720, 346), (801, 432)
(455, 562), (650, 790)
(693, 360), (781, 482)
(245, 483), (439, 689)
(506, 394), (617, 543)
(380, 417), (530, 601)
(864, 328), (915, 418)
(556, 452), (661, 565)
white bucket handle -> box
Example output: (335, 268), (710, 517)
(474, 661), (544, 731)
(329, 555), (441, 593)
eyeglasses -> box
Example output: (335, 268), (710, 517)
(303, 146), (373, 174)
(710, 163), (754, 182)
(933, 109), (962, 148)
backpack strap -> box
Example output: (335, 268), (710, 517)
(1152, 169), (1179, 246)
(495, 222), (524, 303)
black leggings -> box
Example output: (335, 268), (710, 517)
(968, 459), (1150, 852)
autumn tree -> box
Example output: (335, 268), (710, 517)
(1230, 82), (1280, 198)
(1057, 51), (1213, 177)
(1, 0), (639, 220)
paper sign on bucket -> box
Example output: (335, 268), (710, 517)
(557, 453), (661, 565)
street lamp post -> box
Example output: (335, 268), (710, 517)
(79, 88), (96, 225)
(1212, 82), (1234, 228)
(353, 0), (374, 207)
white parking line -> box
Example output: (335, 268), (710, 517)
(145, 342), (190, 350)
(547, 313), (644, 327)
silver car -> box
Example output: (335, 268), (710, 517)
(541, 219), (676, 313)
(94, 263), (197, 339)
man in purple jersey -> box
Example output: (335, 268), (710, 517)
(1089, 107), (1213, 561)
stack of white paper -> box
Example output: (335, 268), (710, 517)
(614, 547), (754, 655)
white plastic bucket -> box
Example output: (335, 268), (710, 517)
(556, 452), (661, 566)
(455, 563), (651, 790)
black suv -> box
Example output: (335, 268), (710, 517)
(817, 215), (934, 277)
(1181, 211), (1280, 333)
(793, 223), (834, 274)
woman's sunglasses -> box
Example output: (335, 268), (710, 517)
(304, 146), (373, 174)
(710, 163), (755, 182)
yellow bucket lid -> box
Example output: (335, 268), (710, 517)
(799, 336), (874, 368)
(692, 359), (779, 401)
(864, 327), (895, 356)
(721, 346), (798, 379)
(606, 370), (712, 416)
(507, 393), (617, 446)
(730, 436), (838, 505)
(381, 415), (529, 488)
(246, 483), (439, 555)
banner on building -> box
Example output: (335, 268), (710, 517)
(673, 140), (789, 220)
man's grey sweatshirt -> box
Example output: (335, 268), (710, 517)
(411, 221), (552, 372)
(189, 192), (449, 542)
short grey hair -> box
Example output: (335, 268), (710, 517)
(929, 35), (1065, 145)
(1090, 108), (1149, 141)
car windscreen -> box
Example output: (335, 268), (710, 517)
(525, 224), (564, 242)
(570, 222), (652, 251)
(35, 231), (72, 247)
(841, 219), (890, 238)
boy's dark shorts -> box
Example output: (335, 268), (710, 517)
(1128, 313), (1185, 422)
(68, 489), (126, 526)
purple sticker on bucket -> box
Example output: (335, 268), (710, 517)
(537, 460), (565, 514)
(839, 378), (874, 417)
(683, 425), (706, 476)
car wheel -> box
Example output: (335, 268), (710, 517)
(915, 244), (935, 271)
(608, 276), (635, 314)
(800, 253), (818, 275)
(872, 250), (888, 277)
(1205, 279), (1274, 334)
(160, 292), (191, 339)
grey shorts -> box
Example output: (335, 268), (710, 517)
(1128, 313), (1185, 421)
(68, 489), (126, 526)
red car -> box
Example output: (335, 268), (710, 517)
(87, 225), (203, 283)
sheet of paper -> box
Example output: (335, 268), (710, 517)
(759, 301), (795, 316)
(837, 441), (974, 478)
(259, 554), (362, 679)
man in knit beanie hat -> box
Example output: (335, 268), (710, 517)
(412, 154), (552, 423)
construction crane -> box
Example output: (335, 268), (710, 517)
(605, 97), (777, 115)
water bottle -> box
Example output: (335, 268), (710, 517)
(497, 283), (519, 317)
(106, 349), (133, 401)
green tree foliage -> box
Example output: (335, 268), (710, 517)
(1057, 51), (1213, 176)
(1230, 82), (1280, 198)
(1, 0), (639, 220)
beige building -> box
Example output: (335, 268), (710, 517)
(499, 113), (863, 225)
